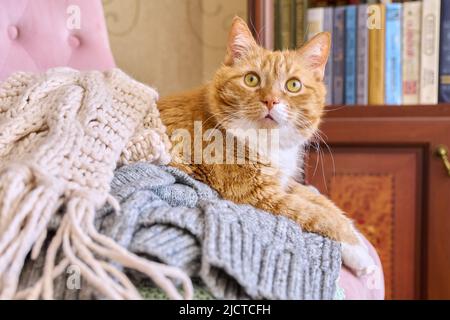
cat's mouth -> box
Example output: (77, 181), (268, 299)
(260, 113), (280, 128)
(260, 114), (279, 127)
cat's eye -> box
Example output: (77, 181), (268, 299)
(286, 78), (302, 93)
(244, 73), (260, 88)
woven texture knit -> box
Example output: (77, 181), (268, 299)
(111, 163), (342, 300)
(0, 68), (193, 300)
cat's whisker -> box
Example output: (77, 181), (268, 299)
(308, 130), (333, 193)
(203, 110), (235, 126)
(312, 140), (321, 178)
(204, 109), (244, 124)
(315, 129), (335, 177)
(293, 119), (313, 130)
(205, 113), (237, 141)
(316, 128), (330, 141)
(318, 142), (328, 193)
(322, 105), (346, 113)
(309, 135), (324, 186)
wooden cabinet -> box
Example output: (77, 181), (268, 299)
(305, 105), (450, 299)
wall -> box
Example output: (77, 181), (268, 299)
(103, 0), (247, 96)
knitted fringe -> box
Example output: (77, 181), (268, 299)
(0, 163), (193, 299)
(0, 67), (192, 300)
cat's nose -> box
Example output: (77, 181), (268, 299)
(262, 97), (280, 110)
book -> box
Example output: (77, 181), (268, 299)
(307, 7), (334, 105)
(281, 0), (292, 49)
(385, 3), (403, 105)
(420, 0), (441, 104)
(275, 0), (293, 50)
(439, 0), (450, 102)
(295, 0), (308, 47)
(357, 4), (369, 105)
(402, 1), (422, 105)
(345, 5), (357, 105)
(333, 6), (346, 105)
(275, 0), (282, 50)
(368, 3), (386, 105)
(307, 7), (324, 41)
(323, 7), (334, 106)
(290, 0), (297, 49)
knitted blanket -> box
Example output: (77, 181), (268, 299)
(20, 163), (342, 300)
(0, 68), (193, 300)
(111, 163), (341, 299)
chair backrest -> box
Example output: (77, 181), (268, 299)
(0, 0), (115, 81)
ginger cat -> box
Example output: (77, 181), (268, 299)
(158, 17), (374, 274)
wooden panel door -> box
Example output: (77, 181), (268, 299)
(306, 147), (423, 299)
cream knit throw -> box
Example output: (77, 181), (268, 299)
(0, 68), (193, 300)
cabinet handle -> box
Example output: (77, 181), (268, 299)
(436, 145), (450, 177)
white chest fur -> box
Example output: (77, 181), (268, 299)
(228, 120), (305, 188)
(269, 144), (301, 188)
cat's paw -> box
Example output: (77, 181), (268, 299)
(342, 242), (375, 276)
(341, 228), (377, 277)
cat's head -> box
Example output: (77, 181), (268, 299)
(209, 16), (330, 147)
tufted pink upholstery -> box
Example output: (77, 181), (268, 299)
(0, 0), (115, 81)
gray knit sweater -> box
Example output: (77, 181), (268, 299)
(20, 163), (341, 299)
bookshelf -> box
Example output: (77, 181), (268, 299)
(248, 0), (450, 300)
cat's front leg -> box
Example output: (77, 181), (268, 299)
(288, 182), (376, 276)
(248, 182), (359, 244)
(341, 232), (376, 276)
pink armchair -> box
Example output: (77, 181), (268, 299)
(0, 0), (115, 81)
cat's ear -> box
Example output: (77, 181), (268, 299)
(225, 16), (258, 65)
(296, 32), (331, 81)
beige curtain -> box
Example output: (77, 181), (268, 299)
(103, 0), (247, 96)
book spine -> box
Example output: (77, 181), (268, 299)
(385, 3), (403, 105)
(275, 0), (282, 50)
(323, 7), (334, 106)
(333, 6), (346, 105)
(402, 1), (422, 105)
(307, 7), (324, 40)
(345, 5), (357, 105)
(439, 0), (450, 102)
(281, 0), (292, 49)
(290, 0), (297, 49)
(420, 0), (441, 104)
(295, 0), (308, 47)
(357, 4), (369, 105)
(368, 4), (386, 105)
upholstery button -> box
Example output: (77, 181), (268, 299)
(68, 35), (81, 48)
(7, 25), (19, 40)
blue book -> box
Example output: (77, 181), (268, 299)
(332, 6), (345, 105)
(385, 3), (403, 105)
(439, 0), (450, 102)
(356, 4), (369, 105)
(323, 7), (334, 105)
(345, 5), (357, 105)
